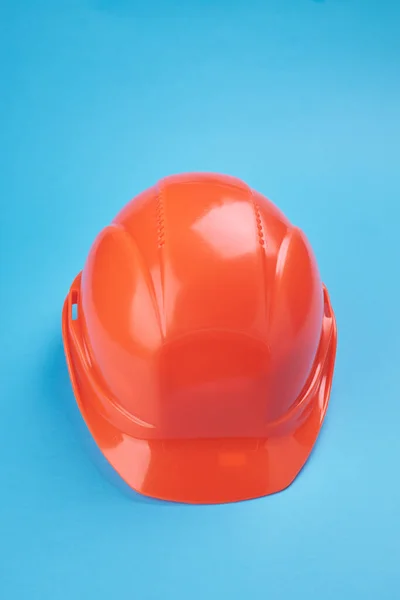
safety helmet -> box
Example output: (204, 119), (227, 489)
(62, 173), (337, 504)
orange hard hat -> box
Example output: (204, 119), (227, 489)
(62, 173), (337, 504)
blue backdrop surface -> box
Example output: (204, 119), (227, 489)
(1, 1), (399, 598)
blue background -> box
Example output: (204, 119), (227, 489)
(1, 0), (399, 598)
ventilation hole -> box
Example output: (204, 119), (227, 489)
(323, 288), (331, 318)
(156, 189), (166, 248)
(71, 290), (79, 321)
(253, 202), (265, 248)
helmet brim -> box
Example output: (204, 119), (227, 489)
(62, 282), (336, 504)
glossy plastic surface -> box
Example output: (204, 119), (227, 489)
(62, 173), (337, 504)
